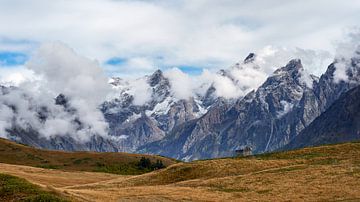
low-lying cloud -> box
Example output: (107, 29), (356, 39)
(334, 28), (360, 83)
(0, 42), (112, 142)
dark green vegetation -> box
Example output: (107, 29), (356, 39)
(0, 173), (68, 202)
(0, 138), (175, 175)
(94, 157), (165, 175)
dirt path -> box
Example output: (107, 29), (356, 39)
(0, 163), (123, 188)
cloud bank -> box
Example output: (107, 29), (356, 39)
(0, 0), (359, 76)
(334, 28), (360, 83)
(0, 42), (112, 142)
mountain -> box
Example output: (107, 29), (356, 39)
(101, 69), (208, 152)
(285, 85), (360, 149)
(139, 52), (360, 160)
(1, 49), (359, 161)
(1, 68), (211, 153)
(0, 87), (120, 152)
(139, 59), (320, 160)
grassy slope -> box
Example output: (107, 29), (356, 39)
(0, 138), (176, 175)
(0, 173), (69, 202)
(1, 137), (360, 201)
(65, 142), (360, 201)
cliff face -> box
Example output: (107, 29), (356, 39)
(139, 54), (360, 161)
(285, 85), (360, 150)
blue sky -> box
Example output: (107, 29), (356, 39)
(1, 0), (360, 78)
(0, 52), (28, 66)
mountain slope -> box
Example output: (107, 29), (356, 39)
(101, 69), (208, 152)
(285, 85), (360, 149)
(140, 51), (360, 161)
(139, 59), (321, 160)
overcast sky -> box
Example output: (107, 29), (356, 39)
(0, 0), (360, 80)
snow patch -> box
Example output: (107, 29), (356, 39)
(182, 155), (193, 162)
(277, 100), (294, 118)
(146, 96), (175, 117)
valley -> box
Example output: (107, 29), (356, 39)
(1, 139), (360, 201)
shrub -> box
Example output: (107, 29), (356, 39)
(138, 157), (165, 170)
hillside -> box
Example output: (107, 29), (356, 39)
(0, 173), (69, 202)
(1, 141), (360, 201)
(285, 85), (360, 150)
(0, 138), (176, 175)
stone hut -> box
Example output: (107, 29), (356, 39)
(235, 146), (252, 157)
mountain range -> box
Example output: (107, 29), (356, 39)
(1, 48), (359, 161)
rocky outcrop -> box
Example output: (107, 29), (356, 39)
(285, 85), (360, 149)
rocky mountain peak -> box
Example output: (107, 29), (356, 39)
(283, 59), (303, 71)
(55, 93), (68, 107)
(244, 53), (256, 64)
(109, 77), (125, 87)
(273, 59), (304, 80)
(149, 69), (167, 87)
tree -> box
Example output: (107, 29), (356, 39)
(152, 160), (165, 170)
(138, 157), (152, 169)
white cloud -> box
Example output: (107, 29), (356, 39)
(0, 42), (114, 142)
(333, 28), (360, 83)
(0, 0), (359, 77)
(190, 45), (329, 99)
(334, 60), (350, 83)
(0, 66), (36, 86)
(0, 104), (13, 138)
(164, 68), (193, 99)
(128, 77), (152, 105)
(26, 42), (110, 104)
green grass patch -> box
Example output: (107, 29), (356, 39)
(72, 157), (91, 165)
(94, 163), (151, 175)
(0, 173), (68, 202)
(93, 157), (166, 175)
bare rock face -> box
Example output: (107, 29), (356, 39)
(285, 85), (360, 150)
(139, 56), (360, 161)
(101, 69), (208, 152)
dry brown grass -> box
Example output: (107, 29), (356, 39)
(1, 141), (360, 201)
(0, 137), (176, 174)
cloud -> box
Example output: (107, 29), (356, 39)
(0, 66), (36, 86)
(333, 28), (360, 83)
(0, 42), (113, 142)
(0, 103), (13, 138)
(26, 42), (110, 104)
(164, 68), (193, 99)
(128, 77), (152, 105)
(0, 0), (359, 77)
(197, 69), (242, 99)
(190, 45), (329, 99)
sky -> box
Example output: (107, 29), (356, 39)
(0, 0), (360, 81)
